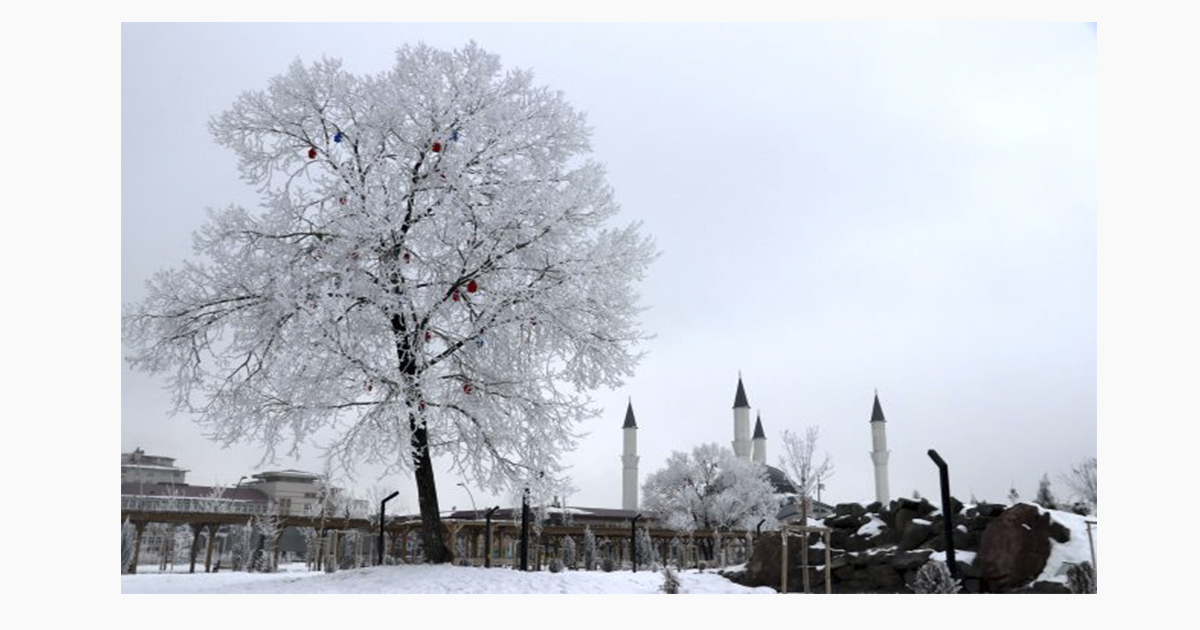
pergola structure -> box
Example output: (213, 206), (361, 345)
(120, 500), (770, 574)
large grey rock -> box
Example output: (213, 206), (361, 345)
(1048, 518), (1071, 544)
(741, 532), (830, 589)
(898, 520), (936, 552)
(889, 549), (934, 571)
(978, 504), (1052, 593)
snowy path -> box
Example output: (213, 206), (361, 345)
(121, 564), (776, 594)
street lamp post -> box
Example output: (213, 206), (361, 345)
(378, 491), (399, 566)
(927, 449), (958, 582)
(520, 488), (531, 571)
(485, 506), (500, 568)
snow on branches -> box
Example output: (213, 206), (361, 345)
(122, 42), (655, 512)
(641, 443), (779, 535)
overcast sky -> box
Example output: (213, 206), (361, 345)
(121, 22), (1096, 514)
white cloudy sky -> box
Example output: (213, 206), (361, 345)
(120, 22), (1097, 513)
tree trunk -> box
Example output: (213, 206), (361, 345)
(412, 421), (452, 563)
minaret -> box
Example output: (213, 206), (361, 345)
(869, 391), (891, 505)
(752, 412), (767, 464)
(732, 375), (752, 459)
(622, 399), (639, 510)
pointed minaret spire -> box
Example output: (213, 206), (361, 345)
(871, 391), (886, 423)
(622, 398), (637, 429)
(733, 375), (751, 409)
(732, 374), (751, 459)
(752, 411), (767, 464)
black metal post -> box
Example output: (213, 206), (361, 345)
(927, 449), (958, 581)
(520, 488), (530, 571)
(378, 491), (399, 566)
(631, 514), (643, 573)
(484, 506), (499, 568)
(756, 518), (766, 536)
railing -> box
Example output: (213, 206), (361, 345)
(121, 496), (269, 516)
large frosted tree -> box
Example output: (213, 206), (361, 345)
(641, 443), (779, 535)
(122, 43), (656, 563)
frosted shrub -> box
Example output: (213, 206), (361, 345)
(121, 519), (137, 574)
(661, 566), (681, 594)
(1067, 561), (1097, 594)
(601, 557), (615, 573)
(582, 527), (596, 570)
(549, 558), (563, 573)
(562, 537), (577, 569)
(910, 560), (962, 594)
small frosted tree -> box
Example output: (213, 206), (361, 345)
(1007, 486), (1021, 505)
(669, 536), (682, 569)
(581, 526), (596, 571)
(1061, 456), (1098, 514)
(562, 536), (576, 569)
(230, 522), (252, 571)
(635, 527), (655, 567)
(910, 560), (962, 594)
(661, 565), (681, 594)
(122, 42), (657, 564)
(1035, 473), (1058, 510)
(1067, 561), (1097, 594)
(778, 426), (834, 504)
(251, 511), (283, 573)
(121, 518), (138, 574)
(172, 525), (193, 568)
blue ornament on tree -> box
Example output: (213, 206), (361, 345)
(334, 131), (343, 143)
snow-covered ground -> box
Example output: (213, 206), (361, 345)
(121, 563), (776, 594)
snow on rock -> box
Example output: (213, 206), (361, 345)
(1034, 506), (1096, 584)
(931, 550), (976, 565)
(121, 564), (777, 594)
(856, 515), (886, 538)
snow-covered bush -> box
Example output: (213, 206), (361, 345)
(562, 536), (577, 569)
(121, 519), (137, 574)
(1067, 561), (1097, 594)
(549, 558), (563, 573)
(1035, 473), (1058, 510)
(601, 557), (615, 573)
(230, 523), (252, 571)
(582, 527), (596, 570)
(661, 566), (681, 594)
(910, 560), (962, 594)
(456, 534), (469, 566)
(251, 512), (282, 573)
(635, 527), (655, 567)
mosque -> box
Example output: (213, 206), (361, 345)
(618, 374), (893, 519)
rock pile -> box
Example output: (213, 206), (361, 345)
(737, 500), (1074, 593)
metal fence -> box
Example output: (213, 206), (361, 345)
(121, 495), (269, 516)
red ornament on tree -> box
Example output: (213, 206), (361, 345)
(425, 330), (432, 342)
(462, 383), (473, 394)
(432, 142), (442, 153)
(339, 197), (347, 205)
(403, 252), (411, 263)
(418, 400), (426, 411)
(466, 280), (478, 293)
(452, 291), (460, 302)
(308, 147), (317, 159)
